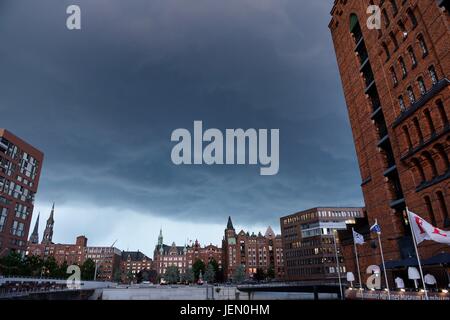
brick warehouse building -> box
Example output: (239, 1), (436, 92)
(27, 210), (122, 282)
(222, 217), (284, 281)
(281, 207), (365, 282)
(153, 229), (223, 277)
(329, 0), (449, 287)
(0, 129), (43, 257)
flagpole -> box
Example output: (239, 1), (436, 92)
(352, 228), (364, 300)
(374, 219), (390, 300)
(406, 207), (429, 300)
(333, 230), (344, 300)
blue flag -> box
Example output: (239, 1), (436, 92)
(370, 220), (381, 234)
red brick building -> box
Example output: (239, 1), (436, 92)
(222, 217), (284, 281)
(153, 229), (223, 278)
(27, 232), (121, 281)
(329, 0), (449, 287)
(121, 250), (153, 282)
(280, 207), (365, 282)
(0, 129), (44, 257)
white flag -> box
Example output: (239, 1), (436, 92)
(352, 229), (365, 245)
(408, 210), (450, 245)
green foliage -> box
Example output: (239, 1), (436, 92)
(164, 266), (180, 284)
(204, 263), (216, 283)
(181, 268), (195, 283)
(254, 268), (266, 281)
(192, 259), (205, 280)
(0, 251), (25, 276)
(266, 265), (275, 279)
(232, 265), (246, 284)
(81, 258), (96, 280)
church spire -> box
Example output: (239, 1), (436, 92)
(42, 203), (55, 244)
(158, 228), (163, 247)
(29, 212), (40, 244)
(227, 216), (234, 230)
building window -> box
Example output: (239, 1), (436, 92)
(407, 86), (416, 104)
(390, 32), (399, 51)
(382, 9), (390, 27)
(390, 0), (398, 16)
(397, 20), (407, 39)
(413, 117), (424, 142)
(417, 77), (426, 95)
(424, 196), (437, 226)
(412, 158), (426, 184)
(417, 34), (428, 57)
(402, 125), (413, 149)
(436, 100), (448, 127)
(408, 46), (417, 67)
(436, 191), (449, 227)
(383, 42), (390, 61)
(423, 108), (435, 134)
(390, 67), (398, 86)
(399, 57), (407, 78)
(429, 66), (438, 85)
(407, 8), (418, 28)
(422, 151), (438, 179)
(0, 208), (7, 232)
(434, 143), (450, 173)
(398, 95), (406, 111)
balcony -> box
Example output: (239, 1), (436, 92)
(390, 198), (406, 209)
(392, 78), (450, 128)
(377, 134), (389, 147)
(400, 124), (450, 161)
(383, 165), (397, 177)
(364, 79), (376, 94)
(370, 106), (383, 120)
(416, 170), (450, 192)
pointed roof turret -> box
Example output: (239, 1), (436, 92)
(29, 212), (40, 244)
(227, 216), (234, 229)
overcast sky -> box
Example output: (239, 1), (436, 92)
(0, 0), (363, 256)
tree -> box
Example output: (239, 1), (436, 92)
(23, 255), (44, 277)
(266, 265), (275, 280)
(0, 251), (24, 276)
(181, 268), (195, 284)
(43, 256), (59, 277)
(254, 268), (266, 281)
(81, 258), (96, 280)
(113, 269), (122, 283)
(58, 260), (69, 279)
(164, 266), (180, 284)
(232, 265), (246, 284)
(204, 264), (216, 283)
(192, 259), (205, 280)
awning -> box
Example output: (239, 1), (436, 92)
(382, 253), (450, 271)
(422, 253), (450, 266)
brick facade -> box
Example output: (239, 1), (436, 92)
(329, 0), (449, 287)
(0, 129), (43, 257)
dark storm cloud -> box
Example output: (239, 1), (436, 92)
(0, 0), (363, 226)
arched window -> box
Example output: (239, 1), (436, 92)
(436, 191), (449, 226)
(429, 66), (438, 85)
(390, 67), (398, 86)
(411, 158), (426, 184)
(423, 108), (435, 134)
(413, 117), (424, 142)
(408, 46), (417, 67)
(382, 9), (390, 27)
(417, 34), (429, 57)
(390, 32), (399, 51)
(417, 77), (426, 95)
(407, 8), (418, 28)
(383, 42), (390, 61)
(424, 196), (437, 226)
(398, 95), (406, 111)
(390, 0), (398, 16)
(407, 86), (416, 104)
(433, 143), (450, 173)
(399, 57), (407, 77)
(436, 100), (448, 126)
(402, 125), (413, 149)
(422, 151), (438, 178)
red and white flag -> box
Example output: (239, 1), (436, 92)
(408, 210), (450, 245)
